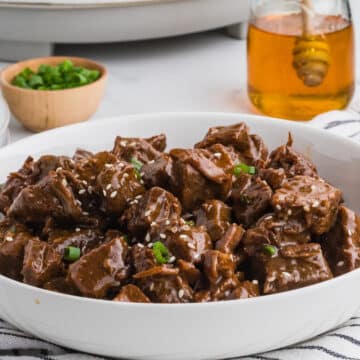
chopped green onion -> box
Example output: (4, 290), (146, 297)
(233, 163), (256, 176)
(64, 246), (81, 262)
(263, 244), (278, 257)
(152, 241), (170, 264)
(130, 158), (143, 172)
(185, 220), (195, 227)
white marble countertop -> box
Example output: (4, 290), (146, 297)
(1, 0), (359, 143)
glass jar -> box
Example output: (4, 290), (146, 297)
(247, 0), (355, 120)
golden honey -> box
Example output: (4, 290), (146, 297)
(247, 14), (355, 120)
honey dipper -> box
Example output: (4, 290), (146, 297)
(293, 0), (331, 87)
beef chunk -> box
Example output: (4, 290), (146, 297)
(43, 277), (79, 295)
(194, 200), (231, 242)
(253, 243), (332, 294)
(142, 154), (173, 189)
(48, 228), (104, 255)
(231, 174), (273, 227)
(165, 226), (212, 264)
(202, 250), (235, 285)
(113, 284), (150, 303)
(195, 122), (268, 167)
(267, 134), (317, 178)
(195, 278), (259, 302)
(73, 149), (93, 162)
(122, 187), (182, 240)
(272, 176), (342, 235)
(112, 134), (166, 163)
(97, 161), (145, 215)
(216, 223), (245, 254)
(0, 223), (35, 280)
(322, 206), (360, 276)
(22, 239), (62, 287)
(8, 170), (85, 225)
(177, 259), (203, 286)
(67, 236), (129, 298)
(170, 148), (232, 211)
(135, 269), (193, 303)
(244, 214), (311, 257)
(259, 167), (286, 190)
(131, 244), (157, 273)
(205, 144), (239, 172)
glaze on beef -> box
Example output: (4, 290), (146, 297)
(0, 122), (356, 303)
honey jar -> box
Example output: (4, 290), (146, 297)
(247, 0), (355, 120)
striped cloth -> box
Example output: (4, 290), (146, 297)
(1, 108), (360, 360)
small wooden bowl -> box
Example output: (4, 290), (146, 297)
(0, 56), (107, 132)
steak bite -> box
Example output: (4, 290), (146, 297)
(216, 223), (245, 255)
(141, 153), (173, 189)
(22, 239), (62, 287)
(170, 148), (232, 211)
(194, 200), (231, 242)
(67, 236), (129, 298)
(165, 226), (212, 264)
(321, 206), (360, 276)
(0, 221), (35, 280)
(195, 122), (268, 167)
(48, 228), (104, 256)
(267, 134), (317, 179)
(113, 284), (151, 303)
(243, 213), (311, 257)
(231, 174), (273, 227)
(272, 175), (342, 235)
(97, 161), (145, 215)
(112, 134), (166, 164)
(252, 243), (332, 294)
(121, 187), (182, 240)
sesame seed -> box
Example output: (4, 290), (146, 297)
(159, 233), (166, 239)
(275, 204), (282, 211)
(91, 175), (96, 180)
(5, 236), (13, 242)
(291, 260), (297, 265)
(252, 280), (259, 285)
(224, 290), (231, 297)
(282, 272), (292, 279)
(78, 189), (86, 195)
(61, 179), (68, 187)
(348, 229), (353, 236)
(144, 210), (151, 217)
(150, 221), (157, 227)
(287, 209), (292, 216)
(147, 243), (153, 248)
(194, 253), (201, 260)
(129, 142), (136, 147)
(178, 289), (185, 298)
(149, 282), (154, 291)
(135, 195), (143, 200)
(187, 243), (196, 250)
(120, 140), (127, 147)
(76, 199), (82, 206)
(104, 163), (113, 168)
(106, 184), (112, 191)
(171, 226), (178, 233)
(312, 200), (320, 208)
(337, 261), (345, 267)
(123, 173), (129, 178)
(311, 185), (316, 191)
(145, 233), (151, 243)
(82, 180), (88, 185)
(140, 180), (144, 185)
(213, 152), (222, 159)
(82, 211), (89, 216)
(148, 160), (155, 164)
(56, 167), (62, 173)
(304, 205), (310, 212)
(165, 220), (171, 226)
(75, 228), (81, 232)
(179, 234), (188, 240)
(87, 186), (93, 194)
(103, 190), (107, 197)
(137, 243), (144, 248)
(264, 216), (273, 221)
(110, 191), (118, 198)
(140, 172), (145, 177)
(168, 256), (176, 263)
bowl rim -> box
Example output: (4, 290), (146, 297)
(0, 56), (108, 94)
(0, 111), (359, 308)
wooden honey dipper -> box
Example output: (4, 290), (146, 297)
(293, 0), (331, 87)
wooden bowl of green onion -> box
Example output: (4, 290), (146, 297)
(0, 56), (107, 132)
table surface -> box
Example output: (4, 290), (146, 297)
(1, 0), (359, 144)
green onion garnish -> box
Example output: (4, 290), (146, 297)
(152, 241), (170, 264)
(64, 246), (81, 262)
(233, 163), (256, 176)
(12, 60), (101, 91)
(185, 220), (195, 227)
(130, 158), (143, 179)
(263, 244), (278, 257)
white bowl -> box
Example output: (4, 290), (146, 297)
(0, 112), (359, 360)
(0, 94), (10, 147)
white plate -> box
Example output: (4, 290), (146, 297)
(0, 112), (359, 360)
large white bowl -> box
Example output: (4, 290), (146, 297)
(0, 112), (359, 360)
